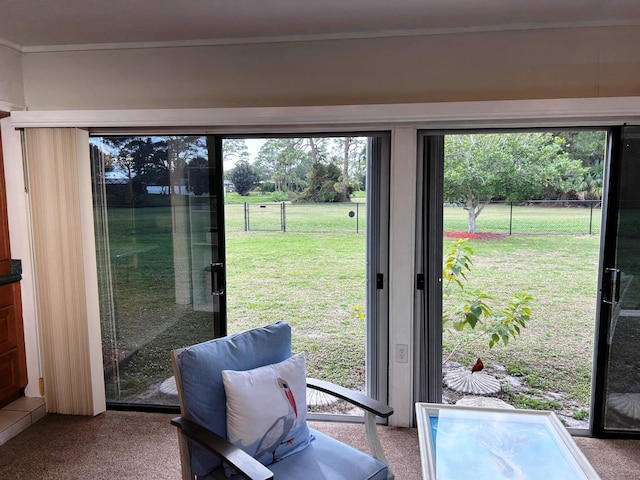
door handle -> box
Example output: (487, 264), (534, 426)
(211, 262), (225, 296)
(603, 267), (621, 305)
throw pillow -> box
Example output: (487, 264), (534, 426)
(222, 352), (313, 469)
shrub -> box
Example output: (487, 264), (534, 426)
(443, 238), (534, 350)
(270, 191), (288, 202)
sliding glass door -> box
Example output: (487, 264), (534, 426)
(91, 135), (224, 408)
(91, 132), (389, 411)
(221, 134), (390, 414)
(593, 126), (640, 437)
(418, 129), (607, 432)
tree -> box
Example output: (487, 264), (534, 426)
(556, 131), (606, 200)
(443, 239), (533, 353)
(100, 136), (207, 198)
(254, 138), (312, 192)
(348, 138), (368, 192)
(249, 136), (367, 200)
(444, 133), (586, 233)
(222, 139), (251, 170)
(100, 137), (150, 204)
(165, 136), (206, 194)
(187, 156), (209, 195)
(332, 137), (366, 201)
(298, 163), (343, 202)
(125, 137), (168, 189)
(307, 138), (325, 164)
(228, 160), (258, 196)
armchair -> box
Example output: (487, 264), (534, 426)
(170, 321), (394, 479)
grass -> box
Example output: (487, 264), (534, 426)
(224, 231), (366, 387)
(224, 202), (366, 233)
(101, 200), (600, 417)
(442, 230), (599, 412)
(445, 203), (600, 235)
(101, 202), (367, 401)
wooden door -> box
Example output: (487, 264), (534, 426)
(0, 128), (27, 408)
(0, 134), (10, 276)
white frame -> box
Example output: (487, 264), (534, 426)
(10, 97), (640, 130)
(415, 403), (601, 480)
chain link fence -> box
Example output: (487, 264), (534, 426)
(225, 202), (366, 233)
(224, 200), (601, 235)
(444, 200), (601, 235)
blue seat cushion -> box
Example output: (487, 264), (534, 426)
(178, 322), (293, 476)
(207, 428), (388, 480)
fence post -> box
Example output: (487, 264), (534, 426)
(356, 203), (359, 234)
(509, 202), (513, 235)
(589, 201), (594, 235)
(281, 202), (286, 232)
(244, 202), (248, 231)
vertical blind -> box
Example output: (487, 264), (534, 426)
(24, 128), (103, 415)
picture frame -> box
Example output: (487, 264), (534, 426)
(415, 403), (601, 480)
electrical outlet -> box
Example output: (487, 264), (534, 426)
(396, 344), (409, 363)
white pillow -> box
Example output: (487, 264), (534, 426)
(222, 352), (313, 468)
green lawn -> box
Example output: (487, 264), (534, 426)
(224, 231), (366, 387)
(442, 234), (598, 408)
(444, 203), (600, 234)
(101, 201), (600, 418)
(224, 197), (366, 233)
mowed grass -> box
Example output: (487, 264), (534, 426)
(102, 201), (600, 413)
(101, 201), (367, 401)
(224, 231), (366, 387)
(442, 233), (599, 408)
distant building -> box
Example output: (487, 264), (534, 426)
(103, 170), (128, 185)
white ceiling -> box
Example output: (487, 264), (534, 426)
(1, 0), (640, 50)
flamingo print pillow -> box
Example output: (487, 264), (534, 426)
(222, 352), (313, 468)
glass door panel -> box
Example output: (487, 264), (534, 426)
(596, 126), (640, 434)
(221, 135), (389, 415)
(91, 135), (224, 408)
(420, 130), (606, 431)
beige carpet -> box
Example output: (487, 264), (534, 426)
(0, 411), (638, 479)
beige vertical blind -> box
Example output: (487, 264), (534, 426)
(24, 128), (97, 415)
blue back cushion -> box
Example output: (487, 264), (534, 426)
(177, 321), (293, 476)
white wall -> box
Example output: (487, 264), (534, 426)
(21, 25), (640, 110)
(0, 43), (25, 110)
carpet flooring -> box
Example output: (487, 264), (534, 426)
(0, 411), (638, 479)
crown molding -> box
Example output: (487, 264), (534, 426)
(0, 37), (23, 52)
(13, 19), (640, 54)
(0, 100), (25, 113)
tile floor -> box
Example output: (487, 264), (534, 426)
(0, 397), (46, 446)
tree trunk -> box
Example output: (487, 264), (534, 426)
(467, 207), (476, 234)
(126, 165), (134, 206)
(309, 138), (319, 164)
(342, 138), (350, 202)
(465, 195), (486, 234)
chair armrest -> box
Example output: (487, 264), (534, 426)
(171, 417), (273, 480)
(306, 378), (393, 418)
